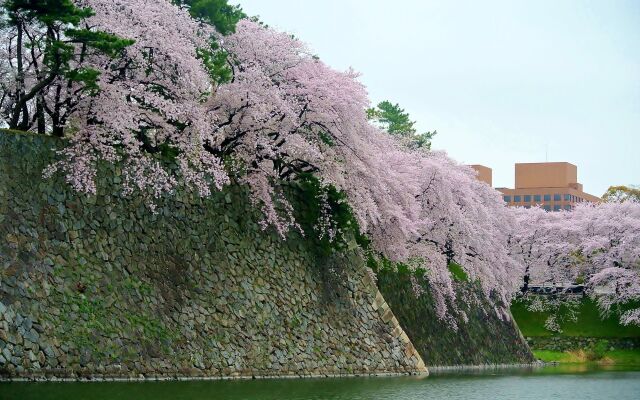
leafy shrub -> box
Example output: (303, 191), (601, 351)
(587, 339), (610, 361)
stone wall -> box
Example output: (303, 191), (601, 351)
(0, 132), (425, 379)
(376, 267), (534, 366)
(526, 336), (640, 352)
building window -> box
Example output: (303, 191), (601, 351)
(514, 195), (521, 202)
(554, 194), (561, 201)
(524, 195), (531, 202)
(564, 205), (572, 211)
(543, 205), (551, 211)
(553, 205), (561, 211)
(534, 194), (541, 202)
(503, 195), (511, 202)
(564, 194), (571, 201)
(544, 194), (551, 201)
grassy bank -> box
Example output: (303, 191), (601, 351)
(511, 298), (640, 337)
(533, 349), (640, 366)
(512, 297), (640, 366)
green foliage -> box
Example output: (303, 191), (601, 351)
(196, 43), (233, 85)
(367, 100), (436, 150)
(447, 262), (469, 282)
(318, 131), (335, 146)
(602, 185), (640, 203)
(587, 339), (610, 360)
(175, 0), (245, 35)
(366, 101), (415, 136)
(64, 29), (135, 58)
(64, 68), (101, 96)
(289, 173), (369, 255)
(4, 1), (131, 67)
(411, 131), (437, 150)
(2, 0), (134, 132)
(366, 253), (425, 279)
(173, 0), (246, 85)
(367, 254), (397, 273)
(4, 0), (93, 25)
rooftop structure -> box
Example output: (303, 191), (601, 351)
(469, 164), (492, 186)
(471, 162), (600, 211)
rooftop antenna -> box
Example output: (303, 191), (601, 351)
(545, 144), (548, 162)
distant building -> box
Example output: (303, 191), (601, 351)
(469, 164), (492, 186)
(470, 162), (600, 211)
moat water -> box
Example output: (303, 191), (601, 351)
(1, 365), (639, 400)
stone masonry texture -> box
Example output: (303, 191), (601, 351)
(376, 268), (534, 366)
(0, 132), (425, 379)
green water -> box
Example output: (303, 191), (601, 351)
(1, 365), (639, 400)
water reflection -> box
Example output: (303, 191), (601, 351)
(431, 362), (640, 377)
(1, 365), (639, 400)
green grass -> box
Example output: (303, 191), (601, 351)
(0, 128), (34, 135)
(533, 350), (582, 363)
(511, 298), (640, 338)
(606, 349), (640, 365)
(533, 349), (640, 365)
(447, 262), (469, 282)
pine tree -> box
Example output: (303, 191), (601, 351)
(1, 0), (132, 134)
(367, 100), (436, 150)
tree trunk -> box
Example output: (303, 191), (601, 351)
(9, 22), (28, 129)
(52, 124), (64, 137)
(36, 94), (46, 134)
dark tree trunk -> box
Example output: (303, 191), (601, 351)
(9, 22), (28, 130)
(52, 124), (64, 137)
(36, 94), (46, 134)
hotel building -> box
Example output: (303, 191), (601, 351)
(471, 162), (600, 211)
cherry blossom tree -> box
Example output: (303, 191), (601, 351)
(512, 202), (640, 326)
(570, 202), (640, 326)
(41, 0), (231, 201)
(0, 4), (531, 325)
(212, 21), (523, 325)
(404, 153), (522, 325)
(510, 206), (580, 290)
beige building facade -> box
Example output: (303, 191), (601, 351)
(471, 162), (600, 211)
(469, 164), (493, 186)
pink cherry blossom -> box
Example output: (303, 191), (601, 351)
(512, 202), (640, 326)
(24, 6), (636, 328)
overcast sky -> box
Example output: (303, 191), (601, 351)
(235, 0), (639, 196)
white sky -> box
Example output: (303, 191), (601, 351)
(235, 0), (639, 196)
